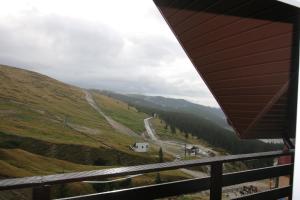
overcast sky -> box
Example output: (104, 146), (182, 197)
(0, 0), (219, 107)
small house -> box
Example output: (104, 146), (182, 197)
(131, 142), (149, 152)
(185, 145), (200, 156)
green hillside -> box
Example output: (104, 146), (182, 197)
(0, 65), (130, 148)
(91, 90), (148, 133)
(150, 117), (207, 146)
(0, 65), (203, 200)
(0, 148), (105, 178)
(0, 65), (158, 169)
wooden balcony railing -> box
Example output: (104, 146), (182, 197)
(0, 150), (294, 200)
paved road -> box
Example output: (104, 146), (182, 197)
(143, 117), (208, 179)
(144, 117), (158, 141)
(144, 117), (180, 157)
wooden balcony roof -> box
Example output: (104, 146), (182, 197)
(154, 0), (300, 139)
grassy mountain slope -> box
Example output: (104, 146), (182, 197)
(0, 65), (131, 148)
(0, 148), (105, 178)
(0, 65), (157, 169)
(91, 91), (148, 133)
(0, 65), (196, 199)
(150, 117), (208, 146)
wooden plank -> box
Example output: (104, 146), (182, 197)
(209, 73), (289, 90)
(0, 150), (293, 191)
(179, 2), (297, 45)
(32, 186), (51, 200)
(214, 85), (283, 96)
(155, 0), (298, 139)
(173, 0), (246, 35)
(199, 48), (292, 74)
(179, 2), (283, 47)
(55, 164), (293, 200)
(223, 164), (293, 186)
(210, 163), (223, 200)
(54, 177), (210, 200)
(206, 60), (291, 82)
(167, 0), (217, 26)
(186, 21), (293, 55)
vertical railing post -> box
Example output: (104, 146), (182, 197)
(289, 154), (295, 200)
(32, 185), (51, 200)
(210, 162), (223, 200)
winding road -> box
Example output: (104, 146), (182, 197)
(84, 96), (268, 196)
(144, 117), (158, 141)
(144, 117), (209, 179)
(143, 117), (270, 197)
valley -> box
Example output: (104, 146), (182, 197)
(0, 65), (280, 199)
(0, 65), (207, 199)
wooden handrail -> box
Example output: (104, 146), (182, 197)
(54, 164), (293, 200)
(0, 150), (294, 200)
(0, 150), (293, 191)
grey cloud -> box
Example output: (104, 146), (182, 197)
(0, 12), (124, 71)
(0, 10), (218, 107)
(127, 35), (182, 66)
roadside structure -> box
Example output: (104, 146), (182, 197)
(185, 145), (200, 156)
(131, 142), (149, 152)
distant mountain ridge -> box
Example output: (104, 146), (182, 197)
(99, 91), (231, 130)
(99, 90), (282, 156)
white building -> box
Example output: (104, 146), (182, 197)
(131, 142), (149, 152)
(185, 145), (200, 156)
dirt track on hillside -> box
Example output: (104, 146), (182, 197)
(84, 90), (139, 138)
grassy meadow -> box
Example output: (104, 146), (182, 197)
(91, 91), (149, 134)
(0, 65), (159, 174)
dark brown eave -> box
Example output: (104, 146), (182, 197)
(154, 0), (300, 139)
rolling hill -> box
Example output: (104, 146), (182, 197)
(0, 65), (195, 199)
(0, 65), (159, 175)
(0, 65), (282, 200)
